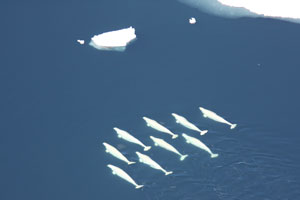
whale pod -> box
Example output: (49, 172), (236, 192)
(103, 142), (135, 165)
(107, 164), (143, 189)
(149, 136), (188, 161)
(182, 133), (219, 158)
(143, 117), (178, 139)
(171, 113), (208, 135)
(113, 127), (151, 151)
(136, 151), (173, 175)
(199, 107), (237, 129)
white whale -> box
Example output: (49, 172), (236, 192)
(107, 164), (144, 189)
(149, 136), (188, 161)
(143, 117), (178, 139)
(199, 107), (237, 129)
(136, 151), (173, 175)
(113, 127), (151, 151)
(182, 133), (219, 158)
(103, 142), (135, 165)
(171, 113), (208, 135)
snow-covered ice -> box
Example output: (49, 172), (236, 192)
(179, 0), (300, 24)
(77, 40), (85, 45)
(189, 17), (196, 24)
(89, 27), (136, 51)
(218, 0), (300, 20)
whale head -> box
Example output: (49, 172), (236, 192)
(149, 136), (156, 140)
(199, 107), (208, 114)
(113, 127), (119, 132)
(103, 142), (109, 147)
(107, 164), (114, 170)
(143, 116), (149, 121)
(150, 135), (160, 142)
(171, 113), (179, 118)
(135, 151), (142, 157)
(182, 133), (188, 139)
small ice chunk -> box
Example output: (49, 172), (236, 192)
(89, 27), (136, 51)
(189, 17), (197, 24)
(77, 40), (85, 45)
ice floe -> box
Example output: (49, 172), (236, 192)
(77, 40), (85, 45)
(89, 27), (136, 51)
(179, 0), (300, 23)
(189, 17), (196, 24)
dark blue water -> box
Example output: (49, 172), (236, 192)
(1, 0), (300, 199)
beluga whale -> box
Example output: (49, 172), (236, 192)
(107, 164), (144, 189)
(199, 107), (237, 129)
(136, 151), (173, 175)
(182, 133), (219, 158)
(171, 113), (208, 135)
(113, 127), (151, 151)
(149, 136), (188, 161)
(143, 116), (178, 139)
(103, 142), (135, 165)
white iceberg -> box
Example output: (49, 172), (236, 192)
(189, 17), (196, 24)
(77, 39), (85, 45)
(89, 27), (136, 51)
(218, 0), (300, 19)
(179, 0), (300, 24)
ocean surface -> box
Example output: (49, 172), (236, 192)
(1, 0), (300, 199)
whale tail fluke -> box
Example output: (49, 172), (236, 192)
(230, 124), (237, 129)
(144, 146), (151, 151)
(211, 153), (219, 158)
(165, 171), (173, 176)
(135, 185), (144, 189)
(172, 134), (179, 139)
(128, 161), (136, 165)
(180, 154), (188, 161)
(200, 130), (208, 135)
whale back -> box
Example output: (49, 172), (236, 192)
(108, 164), (123, 175)
(183, 134), (199, 145)
(172, 113), (183, 121)
(103, 142), (114, 150)
(137, 152), (162, 170)
(105, 143), (129, 162)
(143, 117), (153, 124)
(151, 136), (163, 144)
(108, 165), (137, 185)
(153, 121), (172, 133)
(201, 108), (226, 122)
(115, 128), (141, 143)
(156, 138), (179, 153)
(189, 136), (211, 152)
(104, 143), (122, 155)
(203, 108), (217, 117)
(178, 115), (188, 123)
